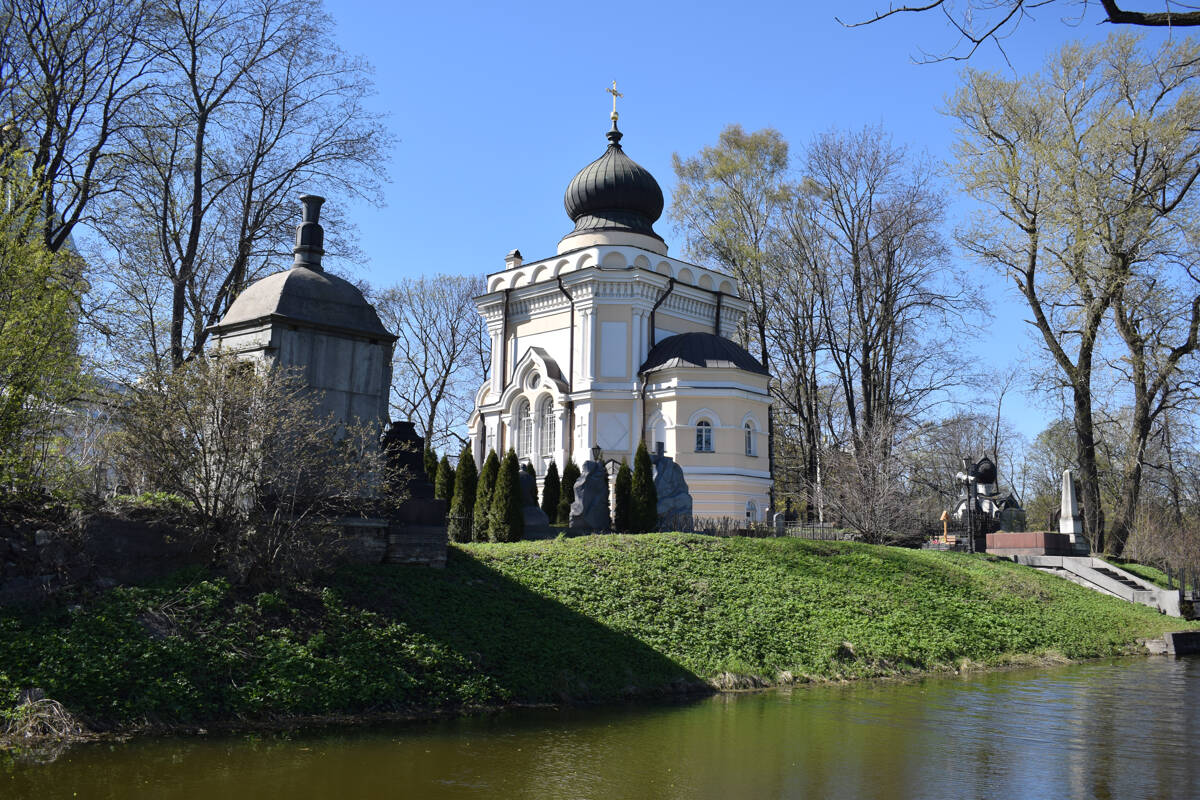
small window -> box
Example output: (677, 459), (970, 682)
(744, 422), (755, 456)
(695, 420), (713, 453)
(746, 500), (757, 521)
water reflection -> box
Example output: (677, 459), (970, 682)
(5, 657), (1198, 799)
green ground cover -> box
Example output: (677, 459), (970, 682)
(0, 535), (1191, 731)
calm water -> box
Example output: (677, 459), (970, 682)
(5, 657), (1199, 799)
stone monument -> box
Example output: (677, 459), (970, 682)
(651, 443), (692, 530)
(518, 469), (553, 538)
(1058, 469), (1083, 543)
(569, 448), (611, 532)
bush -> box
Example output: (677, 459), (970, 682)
(613, 459), (632, 532)
(423, 447), (438, 484)
(488, 450), (524, 543)
(541, 461), (560, 521)
(474, 450), (500, 542)
(631, 441), (658, 533)
(435, 454), (455, 504)
(448, 446), (477, 543)
(558, 459), (580, 525)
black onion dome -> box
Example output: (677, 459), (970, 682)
(563, 124), (664, 242)
(640, 332), (768, 375)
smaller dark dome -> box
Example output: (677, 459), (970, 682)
(969, 456), (997, 485)
(640, 332), (768, 375)
(563, 124), (664, 242)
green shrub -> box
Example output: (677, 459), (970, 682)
(423, 447), (438, 484)
(473, 450), (500, 542)
(435, 454), (455, 503)
(558, 459), (580, 525)
(448, 446), (478, 543)
(541, 461), (560, 521)
(488, 450), (524, 543)
(613, 459), (632, 532)
(631, 441), (658, 532)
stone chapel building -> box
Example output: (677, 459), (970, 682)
(468, 117), (772, 521)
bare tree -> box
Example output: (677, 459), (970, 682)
(372, 274), (488, 454)
(949, 35), (1200, 553)
(804, 125), (964, 458)
(0, 0), (157, 251)
(95, 0), (387, 369)
(841, 1), (1200, 62)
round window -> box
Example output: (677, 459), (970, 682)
(528, 373), (540, 390)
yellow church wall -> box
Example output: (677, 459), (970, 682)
(511, 310), (571, 337)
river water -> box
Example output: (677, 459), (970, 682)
(5, 657), (1198, 799)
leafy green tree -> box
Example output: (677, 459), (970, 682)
(423, 446), (438, 484)
(435, 454), (454, 503)
(631, 441), (659, 532)
(612, 459), (632, 532)
(447, 445), (477, 543)
(473, 450), (500, 542)
(558, 458), (581, 524)
(0, 152), (84, 492)
(488, 449), (524, 542)
(541, 460), (560, 522)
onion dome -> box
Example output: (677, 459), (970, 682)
(562, 121), (664, 245)
(640, 332), (768, 375)
(969, 456), (997, 486)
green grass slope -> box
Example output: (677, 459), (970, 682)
(0, 534), (1191, 729)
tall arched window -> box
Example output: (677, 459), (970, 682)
(539, 396), (555, 455)
(695, 420), (713, 452)
(746, 500), (758, 521)
(745, 422), (756, 456)
(516, 400), (532, 458)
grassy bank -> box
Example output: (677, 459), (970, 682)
(0, 534), (1192, 734)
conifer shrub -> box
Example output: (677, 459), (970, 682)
(631, 441), (658, 533)
(541, 460), (560, 521)
(613, 459), (632, 532)
(473, 450), (500, 542)
(488, 449), (524, 542)
(558, 459), (581, 524)
(423, 446), (438, 484)
(435, 454), (455, 503)
(520, 461), (537, 504)
(447, 445), (478, 543)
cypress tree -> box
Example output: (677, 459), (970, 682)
(423, 446), (438, 484)
(447, 445), (478, 543)
(541, 460), (560, 521)
(558, 458), (581, 524)
(631, 440), (658, 532)
(435, 454), (455, 503)
(473, 450), (500, 542)
(488, 449), (524, 542)
(613, 458), (632, 532)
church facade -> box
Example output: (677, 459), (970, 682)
(468, 115), (772, 522)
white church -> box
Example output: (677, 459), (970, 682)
(468, 111), (773, 522)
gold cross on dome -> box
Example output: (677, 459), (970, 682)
(607, 80), (623, 120)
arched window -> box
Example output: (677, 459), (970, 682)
(746, 500), (758, 521)
(745, 422), (756, 456)
(516, 400), (532, 458)
(539, 396), (555, 455)
(695, 420), (713, 453)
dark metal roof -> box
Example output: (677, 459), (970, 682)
(563, 124), (664, 242)
(212, 265), (395, 340)
(640, 332), (768, 375)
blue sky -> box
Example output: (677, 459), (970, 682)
(325, 0), (1189, 440)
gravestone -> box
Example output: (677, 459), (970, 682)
(569, 457), (611, 532)
(518, 469), (553, 538)
(650, 444), (693, 531)
(1058, 469), (1083, 542)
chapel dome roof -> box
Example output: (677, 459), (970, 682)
(562, 123), (664, 243)
(213, 266), (394, 340)
(640, 332), (768, 375)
